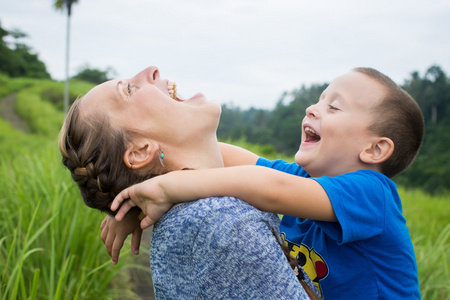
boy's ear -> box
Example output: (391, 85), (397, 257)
(360, 137), (394, 164)
(123, 140), (158, 170)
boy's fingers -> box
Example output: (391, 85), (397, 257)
(111, 188), (131, 211)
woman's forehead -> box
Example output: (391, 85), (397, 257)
(79, 80), (119, 114)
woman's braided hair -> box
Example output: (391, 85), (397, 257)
(58, 97), (159, 215)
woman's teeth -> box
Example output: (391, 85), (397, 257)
(168, 82), (177, 99)
(168, 82), (186, 101)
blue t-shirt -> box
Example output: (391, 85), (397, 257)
(257, 157), (420, 300)
(150, 196), (318, 299)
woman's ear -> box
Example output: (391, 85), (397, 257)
(360, 137), (394, 164)
(123, 140), (158, 170)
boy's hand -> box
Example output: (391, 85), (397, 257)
(111, 176), (174, 230)
(100, 210), (142, 264)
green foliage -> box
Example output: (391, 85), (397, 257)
(0, 73), (8, 98)
(220, 137), (293, 162)
(11, 79), (93, 136)
(15, 86), (65, 136)
(397, 65), (450, 194)
(0, 21), (50, 79)
(400, 188), (450, 299)
(0, 136), (139, 299)
(0, 90), (142, 298)
(31, 79), (93, 111)
(73, 64), (115, 84)
(53, 0), (79, 16)
(0, 74), (40, 98)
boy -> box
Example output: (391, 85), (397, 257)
(111, 67), (423, 299)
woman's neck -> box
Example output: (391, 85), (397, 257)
(165, 138), (224, 171)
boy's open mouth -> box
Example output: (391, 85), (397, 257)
(304, 126), (321, 142)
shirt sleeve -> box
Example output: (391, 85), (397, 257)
(256, 157), (310, 177)
(314, 171), (387, 244)
(192, 201), (311, 299)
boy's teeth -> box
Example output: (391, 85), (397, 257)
(305, 127), (317, 135)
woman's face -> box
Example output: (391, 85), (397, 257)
(79, 66), (221, 146)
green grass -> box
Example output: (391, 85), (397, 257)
(400, 188), (450, 299)
(0, 127), (142, 299)
(0, 78), (144, 299)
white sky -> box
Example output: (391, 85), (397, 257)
(1, 0), (450, 109)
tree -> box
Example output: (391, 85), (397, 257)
(0, 21), (50, 78)
(73, 64), (116, 84)
(403, 65), (450, 126)
(53, 0), (79, 113)
(8, 27), (27, 50)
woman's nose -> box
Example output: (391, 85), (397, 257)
(134, 66), (160, 83)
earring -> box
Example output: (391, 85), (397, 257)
(159, 150), (165, 168)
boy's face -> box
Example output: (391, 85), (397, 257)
(295, 71), (386, 177)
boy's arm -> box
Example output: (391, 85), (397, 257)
(112, 165), (337, 228)
(219, 142), (259, 166)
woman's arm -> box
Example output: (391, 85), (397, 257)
(100, 208), (143, 264)
(112, 165), (336, 229)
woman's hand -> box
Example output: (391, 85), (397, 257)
(111, 176), (174, 230)
(100, 209), (142, 264)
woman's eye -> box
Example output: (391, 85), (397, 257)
(127, 83), (132, 94)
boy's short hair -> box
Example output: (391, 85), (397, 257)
(354, 67), (424, 178)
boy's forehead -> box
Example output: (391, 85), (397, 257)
(326, 71), (385, 108)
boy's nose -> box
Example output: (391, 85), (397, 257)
(305, 104), (318, 118)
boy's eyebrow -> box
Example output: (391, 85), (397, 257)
(323, 90), (346, 104)
(319, 92), (326, 100)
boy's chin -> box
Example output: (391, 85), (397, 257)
(295, 150), (314, 169)
(294, 150), (303, 165)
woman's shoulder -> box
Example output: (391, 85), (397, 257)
(157, 196), (280, 231)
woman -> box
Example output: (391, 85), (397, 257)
(59, 66), (320, 299)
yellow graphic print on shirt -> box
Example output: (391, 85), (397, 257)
(282, 233), (329, 296)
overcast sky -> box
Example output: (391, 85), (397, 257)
(1, 0), (450, 109)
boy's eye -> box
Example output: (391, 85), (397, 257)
(328, 104), (340, 111)
(127, 83), (132, 94)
